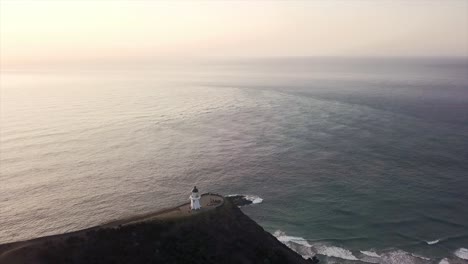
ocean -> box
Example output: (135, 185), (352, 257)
(1, 57), (467, 263)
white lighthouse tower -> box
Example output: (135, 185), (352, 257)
(190, 186), (201, 210)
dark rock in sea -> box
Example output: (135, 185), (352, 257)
(0, 197), (315, 264)
(308, 256), (320, 263)
(225, 195), (253, 206)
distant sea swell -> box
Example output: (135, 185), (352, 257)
(1, 58), (467, 263)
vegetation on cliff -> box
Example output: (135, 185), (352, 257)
(0, 197), (316, 264)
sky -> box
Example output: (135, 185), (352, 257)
(1, 0), (467, 66)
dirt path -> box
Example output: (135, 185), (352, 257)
(102, 193), (224, 227)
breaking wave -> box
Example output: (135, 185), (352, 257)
(226, 194), (263, 205)
(439, 258), (450, 264)
(315, 244), (359, 261)
(360, 250), (381, 258)
(273, 230), (359, 261)
(244, 195), (263, 204)
(424, 239), (440, 245)
(273, 231), (311, 247)
(270, 230), (459, 264)
(426, 239), (440, 245)
(454, 248), (468, 260)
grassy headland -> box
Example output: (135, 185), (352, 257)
(0, 195), (317, 264)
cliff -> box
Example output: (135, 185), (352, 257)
(0, 196), (316, 264)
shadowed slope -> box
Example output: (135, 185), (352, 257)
(0, 196), (315, 264)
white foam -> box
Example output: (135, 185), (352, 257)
(438, 258), (450, 264)
(360, 250), (381, 258)
(426, 239), (440, 245)
(315, 244), (359, 260)
(273, 230), (315, 258)
(275, 233), (359, 261)
(226, 194), (263, 204)
(454, 248), (468, 260)
(272, 230), (439, 264)
(274, 230), (370, 262)
(411, 253), (431, 261)
(244, 195), (263, 204)
(273, 230), (311, 247)
(380, 250), (431, 264)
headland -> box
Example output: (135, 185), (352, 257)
(0, 194), (317, 264)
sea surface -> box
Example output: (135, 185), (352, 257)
(1, 57), (468, 263)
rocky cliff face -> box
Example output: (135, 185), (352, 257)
(0, 197), (315, 264)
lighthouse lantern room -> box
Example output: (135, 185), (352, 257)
(190, 186), (201, 210)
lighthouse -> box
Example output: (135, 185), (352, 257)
(190, 186), (201, 210)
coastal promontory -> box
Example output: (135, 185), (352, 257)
(0, 194), (315, 264)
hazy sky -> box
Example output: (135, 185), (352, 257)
(1, 0), (467, 66)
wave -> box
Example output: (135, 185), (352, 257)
(360, 250), (381, 258)
(380, 250), (432, 264)
(359, 250), (381, 264)
(454, 248), (468, 260)
(423, 215), (466, 228)
(272, 230), (445, 264)
(315, 244), (359, 261)
(272, 230), (468, 264)
(274, 231), (312, 247)
(226, 194), (263, 205)
(244, 195), (263, 204)
(273, 230), (315, 258)
(438, 258), (450, 264)
(411, 253), (431, 261)
(426, 239), (440, 245)
(273, 230), (359, 261)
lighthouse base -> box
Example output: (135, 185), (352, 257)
(190, 198), (201, 210)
